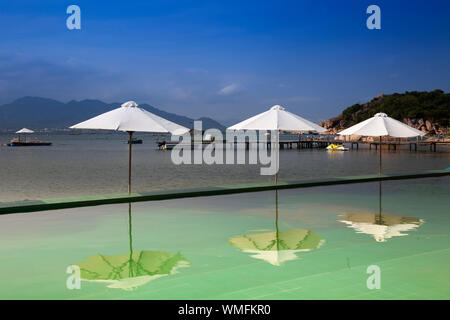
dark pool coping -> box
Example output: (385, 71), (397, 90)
(1, 169), (449, 215)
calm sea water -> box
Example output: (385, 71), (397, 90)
(0, 132), (449, 202)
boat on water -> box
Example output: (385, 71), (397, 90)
(158, 141), (210, 150)
(7, 140), (52, 147)
(127, 138), (143, 144)
(158, 136), (216, 150)
(326, 143), (348, 151)
(6, 128), (52, 147)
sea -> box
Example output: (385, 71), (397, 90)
(0, 132), (449, 202)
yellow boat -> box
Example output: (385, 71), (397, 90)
(326, 143), (348, 151)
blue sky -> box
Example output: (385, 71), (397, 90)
(1, 0), (449, 124)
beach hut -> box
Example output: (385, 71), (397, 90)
(227, 105), (326, 182)
(70, 101), (189, 193)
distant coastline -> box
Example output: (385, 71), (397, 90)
(0, 97), (226, 131)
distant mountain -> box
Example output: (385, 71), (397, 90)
(0, 97), (225, 131)
(319, 90), (450, 135)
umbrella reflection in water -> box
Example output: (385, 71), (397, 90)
(229, 190), (325, 266)
(74, 203), (190, 290)
(338, 212), (424, 243)
(338, 181), (424, 242)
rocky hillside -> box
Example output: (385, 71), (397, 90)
(320, 90), (449, 135)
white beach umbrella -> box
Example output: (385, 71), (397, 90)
(16, 128), (34, 134)
(338, 112), (425, 174)
(338, 113), (425, 219)
(228, 105), (326, 132)
(70, 101), (189, 193)
(15, 128), (34, 142)
(227, 105), (326, 182)
(338, 112), (425, 138)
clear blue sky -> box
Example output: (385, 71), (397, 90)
(1, 0), (449, 124)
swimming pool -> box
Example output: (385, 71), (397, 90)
(0, 177), (448, 299)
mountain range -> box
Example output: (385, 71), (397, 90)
(0, 97), (225, 131)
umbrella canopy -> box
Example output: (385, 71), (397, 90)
(70, 101), (189, 193)
(338, 113), (425, 197)
(228, 105), (327, 132)
(227, 105), (326, 182)
(338, 112), (425, 138)
(76, 250), (190, 290)
(338, 212), (424, 242)
(70, 101), (189, 135)
(229, 229), (324, 266)
(16, 128), (34, 134)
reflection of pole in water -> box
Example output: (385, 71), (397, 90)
(128, 202), (134, 278)
(275, 189), (279, 252)
(378, 180), (382, 222)
(128, 131), (134, 194)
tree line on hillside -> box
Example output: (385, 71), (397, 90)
(342, 90), (449, 127)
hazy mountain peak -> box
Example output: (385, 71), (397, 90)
(0, 97), (225, 131)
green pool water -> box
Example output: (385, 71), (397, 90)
(0, 177), (449, 299)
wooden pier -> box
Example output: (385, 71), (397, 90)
(158, 138), (448, 152)
(252, 139), (445, 152)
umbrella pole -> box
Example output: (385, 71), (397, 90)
(378, 136), (382, 218)
(275, 130), (279, 185)
(379, 136), (382, 175)
(128, 131), (134, 194)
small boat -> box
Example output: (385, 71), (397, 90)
(127, 138), (143, 144)
(161, 143), (176, 150)
(326, 143), (348, 151)
(7, 140), (52, 147)
(7, 128), (52, 146)
(158, 139), (217, 150)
